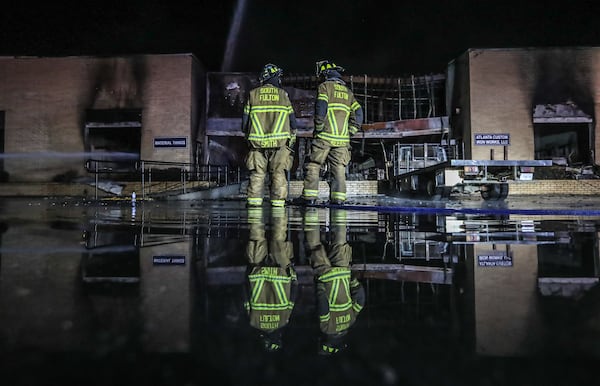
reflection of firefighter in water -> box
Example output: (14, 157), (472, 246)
(243, 207), (298, 352)
(304, 208), (365, 355)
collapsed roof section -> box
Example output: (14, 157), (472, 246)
(205, 72), (449, 139)
(533, 101), (592, 123)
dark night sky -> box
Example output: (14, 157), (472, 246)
(2, 0), (600, 76)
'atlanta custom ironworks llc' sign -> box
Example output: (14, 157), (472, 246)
(477, 252), (513, 267)
(154, 137), (187, 148)
(474, 133), (510, 146)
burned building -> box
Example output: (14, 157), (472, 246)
(0, 53), (204, 182)
(204, 72), (447, 182)
(448, 47), (598, 166)
(0, 53), (447, 186)
(2, 47), (600, 197)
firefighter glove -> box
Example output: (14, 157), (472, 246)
(288, 133), (296, 148)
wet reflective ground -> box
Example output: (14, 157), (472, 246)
(0, 197), (599, 385)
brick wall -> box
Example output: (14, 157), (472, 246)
(508, 180), (600, 196)
(0, 54), (196, 182)
(288, 180), (379, 198)
(288, 179), (600, 198)
(2, 179), (600, 198)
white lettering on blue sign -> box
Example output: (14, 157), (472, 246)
(153, 256), (186, 265)
(154, 137), (187, 148)
(477, 254), (513, 267)
(474, 133), (510, 146)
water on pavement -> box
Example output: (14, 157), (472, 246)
(0, 196), (599, 385)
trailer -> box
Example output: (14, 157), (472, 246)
(388, 142), (553, 200)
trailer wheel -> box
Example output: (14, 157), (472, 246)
(481, 183), (509, 201)
(435, 186), (453, 199)
(425, 179), (436, 197)
(480, 184), (496, 200)
(480, 184), (490, 200)
(499, 183), (509, 200)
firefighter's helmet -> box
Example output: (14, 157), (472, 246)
(259, 63), (283, 83)
(316, 60), (345, 77)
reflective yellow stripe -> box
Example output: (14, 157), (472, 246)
(273, 111), (287, 134)
(248, 268), (293, 310)
(247, 132), (290, 140)
(322, 102), (351, 141)
(303, 189), (318, 198)
(250, 113), (264, 135)
(327, 109), (338, 136)
(250, 106), (291, 113)
(317, 132), (350, 144)
(248, 104), (291, 143)
(321, 268), (350, 281)
(328, 103), (352, 112)
(331, 192), (346, 200)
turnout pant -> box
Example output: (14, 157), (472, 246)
(245, 147), (293, 207)
(302, 139), (350, 202)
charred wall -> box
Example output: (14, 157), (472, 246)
(447, 52), (472, 156)
(528, 48), (594, 117)
(0, 54), (199, 182)
(464, 47), (600, 162)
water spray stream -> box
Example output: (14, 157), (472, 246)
(221, 0), (248, 72)
(0, 151), (139, 160)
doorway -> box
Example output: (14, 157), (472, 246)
(533, 103), (593, 165)
(534, 123), (592, 165)
(85, 109), (142, 167)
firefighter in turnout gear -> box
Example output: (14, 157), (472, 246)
(244, 207), (298, 352)
(242, 63), (299, 207)
(295, 60), (364, 205)
(303, 208), (365, 355)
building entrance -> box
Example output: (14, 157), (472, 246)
(533, 103), (593, 165)
(85, 109), (142, 166)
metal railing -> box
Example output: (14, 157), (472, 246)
(85, 159), (243, 200)
(392, 143), (462, 177)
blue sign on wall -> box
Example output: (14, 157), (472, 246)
(153, 255), (186, 265)
(477, 253), (513, 267)
(154, 137), (187, 148)
(474, 133), (510, 146)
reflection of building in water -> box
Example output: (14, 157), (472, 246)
(375, 211), (600, 357)
(82, 213), (194, 353)
(0, 204), (197, 354)
(470, 243), (544, 356)
(449, 215), (600, 357)
(381, 212), (455, 266)
(77, 208), (600, 359)
(4, 200), (600, 372)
